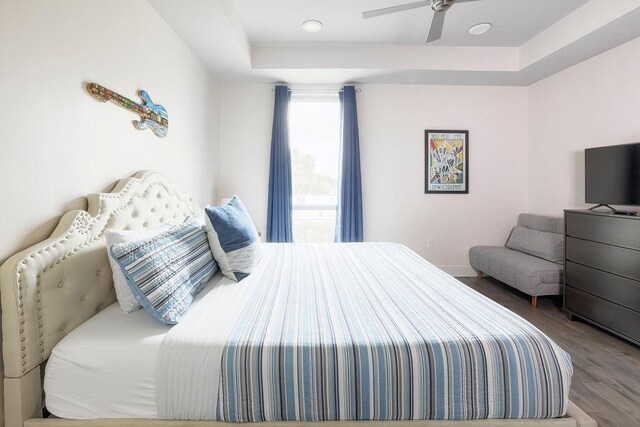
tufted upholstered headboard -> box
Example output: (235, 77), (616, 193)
(0, 170), (201, 426)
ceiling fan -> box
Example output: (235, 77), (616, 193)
(362, 0), (481, 44)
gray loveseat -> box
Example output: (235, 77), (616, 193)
(469, 214), (564, 308)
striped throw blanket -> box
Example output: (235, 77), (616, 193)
(216, 243), (572, 422)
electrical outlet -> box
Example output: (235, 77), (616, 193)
(427, 239), (434, 249)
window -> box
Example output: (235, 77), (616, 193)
(289, 95), (340, 242)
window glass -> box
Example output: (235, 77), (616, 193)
(289, 99), (340, 242)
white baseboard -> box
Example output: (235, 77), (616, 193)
(438, 265), (477, 277)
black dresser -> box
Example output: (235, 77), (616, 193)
(564, 209), (640, 346)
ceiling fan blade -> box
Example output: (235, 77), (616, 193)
(427, 11), (445, 43)
(363, 1), (429, 19)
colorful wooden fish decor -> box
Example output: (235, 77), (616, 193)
(87, 83), (168, 138)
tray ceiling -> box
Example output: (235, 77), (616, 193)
(235, 0), (587, 47)
(148, 0), (640, 85)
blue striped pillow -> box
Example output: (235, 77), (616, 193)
(110, 218), (218, 324)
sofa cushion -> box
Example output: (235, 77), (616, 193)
(505, 226), (564, 264)
(517, 214), (563, 234)
(469, 246), (562, 296)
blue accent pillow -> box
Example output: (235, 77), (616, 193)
(204, 196), (262, 282)
(110, 218), (218, 324)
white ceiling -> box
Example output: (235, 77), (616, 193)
(148, 0), (640, 86)
(236, 0), (587, 47)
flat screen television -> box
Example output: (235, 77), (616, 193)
(585, 143), (640, 207)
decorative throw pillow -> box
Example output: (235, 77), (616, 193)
(506, 225), (564, 264)
(204, 196), (262, 282)
(106, 226), (176, 313)
(110, 218), (218, 324)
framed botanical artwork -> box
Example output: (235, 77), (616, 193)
(425, 130), (469, 194)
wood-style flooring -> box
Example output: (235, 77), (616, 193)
(457, 276), (640, 427)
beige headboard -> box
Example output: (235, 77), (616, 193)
(0, 170), (200, 425)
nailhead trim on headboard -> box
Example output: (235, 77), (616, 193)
(1, 170), (201, 378)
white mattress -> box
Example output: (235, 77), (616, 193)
(44, 273), (226, 419)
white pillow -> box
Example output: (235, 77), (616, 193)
(105, 226), (171, 312)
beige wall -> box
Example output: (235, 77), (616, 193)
(0, 1), (220, 423)
(217, 84), (529, 275)
(528, 36), (640, 215)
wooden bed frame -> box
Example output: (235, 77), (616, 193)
(0, 171), (597, 427)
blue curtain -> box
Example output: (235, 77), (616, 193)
(335, 86), (363, 242)
(266, 86), (293, 243)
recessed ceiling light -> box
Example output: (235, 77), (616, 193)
(302, 20), (323, 33)
(468, 23), (492, 35)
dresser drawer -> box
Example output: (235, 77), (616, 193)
(566, 237), (640, 281)
(565, 261), (640, 312)
(566, 286), (640, 344)
(566, 212), (640, 250)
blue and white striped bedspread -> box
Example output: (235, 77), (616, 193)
(216, 243), (572, 422)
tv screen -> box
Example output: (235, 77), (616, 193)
(585, 143), (640, 206)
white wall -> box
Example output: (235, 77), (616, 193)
(0, 1), (220, 423)
(0, 0), (220, 262)
(217, 84), (529, 274)
(217, 85), (274, 232)
(359, 85), (528, 273)
(221, 38), (640, 268)
(528, 36), (640, 214)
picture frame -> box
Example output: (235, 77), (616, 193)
(425, 129), (469, 194)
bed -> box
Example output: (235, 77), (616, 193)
(0, 171), (597, 427)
